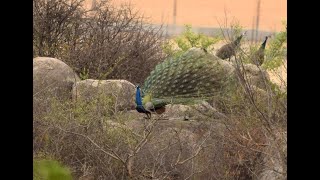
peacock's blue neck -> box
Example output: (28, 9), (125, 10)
(135, 86), (143, 106)
(136, 86), (149, 114)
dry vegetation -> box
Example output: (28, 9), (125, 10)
(33, 0), (287, 179)
(33, 0), (165, 84)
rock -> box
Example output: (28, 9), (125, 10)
(72, 79), (135, 111)
(216, 58), (236, 76)
(212, 40), (272, 90)
(33, 57), (80, 99)
(122, 116), (226, 179)
(163, 101), (226, 121)
(213, 44), (272, 90)
(212, 51), (270, 90)
(242, 64), (271, 90)
(163, 104), (193, 120)
(257, 131), (287, 180)
(267, 61), (287, 91)
(33, 57), (80, 115)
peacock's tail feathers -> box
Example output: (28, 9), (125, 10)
(152, 96), (212, 105)
(143, 48), (233, 104)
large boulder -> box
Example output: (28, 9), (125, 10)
(242, 64), (270, 90)
(72, 79), (136, 111)
(33, 57), (80, 99)
(218, 61), (270, 90)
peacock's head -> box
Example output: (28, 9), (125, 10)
(135, 84), (146, 98)
(242, 31), (247, 36)
(266, 34), (273, 40)
(235, 32), (246, 45)
(136, 84), (140, 91)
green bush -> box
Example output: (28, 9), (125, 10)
(263, 22), (287, 70)
(163, 25), (220, 57)
(33, 159), (72, 180)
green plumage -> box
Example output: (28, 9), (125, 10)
(141, 48), (232, 110)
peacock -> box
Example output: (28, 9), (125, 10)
(250, 36), (269, 66)
(135, 48), (232, 118)
(216, 32), (246, 61)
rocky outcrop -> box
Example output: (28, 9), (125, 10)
(33, 57), (80, 99)
(72, 79), (136, 111)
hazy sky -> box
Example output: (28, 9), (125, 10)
(111, 0), (287, 32)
